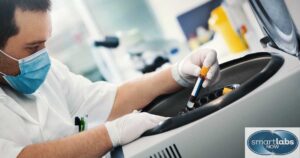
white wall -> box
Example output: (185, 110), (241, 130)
(147, 0), (210, 42)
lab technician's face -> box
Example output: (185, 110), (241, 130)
(0, 8), (52, 83)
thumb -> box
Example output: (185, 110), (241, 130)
(144, 113), (168, 123)
(150, 115), (169, 123)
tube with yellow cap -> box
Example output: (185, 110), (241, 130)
(186, 67), (209, 110)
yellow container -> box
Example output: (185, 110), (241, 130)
(209, 6), (248, 53)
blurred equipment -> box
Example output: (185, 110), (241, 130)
(187, 27), (214, 50)
(127, 38), (183, 74)
(176, 0), (222, 50)
(222, 84), (240, 95)
(209, 5), (248, 53)
(94, 36), (119, 48)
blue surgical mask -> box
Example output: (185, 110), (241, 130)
(0, 48), (51, 94)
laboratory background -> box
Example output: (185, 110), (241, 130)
(46, 0), (300, 84)
(2, 0), (300, 157)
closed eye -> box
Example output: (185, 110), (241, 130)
(26, 46), (40, 54)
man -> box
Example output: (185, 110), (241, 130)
(0, 0), (220, 157)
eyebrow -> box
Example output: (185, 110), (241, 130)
(26, 40), (46, 46)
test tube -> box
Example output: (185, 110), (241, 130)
(186, 67), (209, 110)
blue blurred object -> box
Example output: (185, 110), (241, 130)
(177, 0), (222, 40)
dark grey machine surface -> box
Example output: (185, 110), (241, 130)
(143, 53), (272, 117)
(141, 52), (283, 136)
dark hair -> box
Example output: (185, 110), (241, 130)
(0, 0), (51, 49)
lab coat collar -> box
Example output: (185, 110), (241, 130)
(0, 87), (49, 126)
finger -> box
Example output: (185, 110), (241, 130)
(203, 69), (220, 88)
(206, 62), (219, 80)
(142, 116), (166, 130)
(190, 48), (215, 66)
(152, 115), (169, 123)
(203, 68), (216, 88)
(202, 50), (217, 68)
(203, 63), (219, 88)
(143, 113), (168, 124)
(202, 79), (210, 88)
(148, 113), (168, 122)
(181, 61), (201, 77)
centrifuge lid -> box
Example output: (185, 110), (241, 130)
(250, 0), (299, 56)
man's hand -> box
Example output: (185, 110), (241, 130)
(172, 49), (220, 88)
(105, 111), (167, 147)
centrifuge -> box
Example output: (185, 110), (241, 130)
(111, 0), (300, 157)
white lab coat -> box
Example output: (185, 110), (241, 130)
(0, 59), (117, 158)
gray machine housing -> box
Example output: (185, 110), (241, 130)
(111, 0), (300, 157)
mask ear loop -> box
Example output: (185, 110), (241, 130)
(0, 49), (19, 61)
(0, 50), (19, 76)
